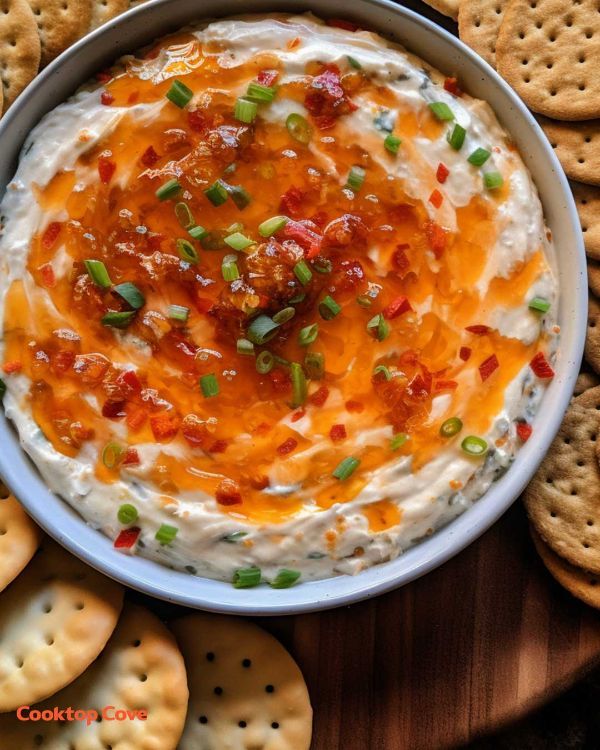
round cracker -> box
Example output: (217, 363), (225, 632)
(458, 0), (508, 68)
(571, 182), (600, 261)
(0, 0), (41, 113)
(0, 537), (123, 712)
(27, 0), (92, 67)
(573, 371), (600, 398)
(496, 0), (600, 121)
(0, 603), (188, 748)
(524, 400), (600, 574)
(539, 118), (600, 187)
(420, 0), (459, 20)
(588, 260), (600, 300)
(585, 293), (600, 375)
(172, 613), (313, 750)
(90, 0), (128, 30)
(0, 484), (41, 593)
(531, 526), (600, 610)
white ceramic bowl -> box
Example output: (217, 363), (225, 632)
(0, 0), (586, 614)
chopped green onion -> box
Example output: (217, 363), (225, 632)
(273, 307), (295, 324)
(429, 101), (455, 121)
(234, 97), (258, 123)
(176, 238), (199, 264)
(221, 254), (240, 282)
(256, 350), (274, 374)
(117, 503), (138, 525)
(168, 304), (190, 323)
(286, 113), (312, 144)
(166, 79), (193, 108)
(373, 364), (392, 380)
(188, 225), (207, 240)
(313, 259), (333, 274)
(440, 417), (463, 438)
(155, 178), (181, 201)
(227, 184), (252, 210)
(227, 222), (244, 233)
(294, 260), (313, 287)
(84, 259), (112, 289)
(102, 442), (123, 468)
(467, 147), (491, 166)
(447, 123), (466, 150)
(347, 55), (362, 70)
(174, 202), (195, 229)
(304, 352), (324, 379)
(270, 569), (301, 588)
(290, 362), (307, 407)
(223, 162), (237, 175)
(223, 531), (248, 543)
(483, 171), (504, 190)
(333, 456), (360, 480)
(529, 297), (551, 313)
(101, 311), (136, 329)
(224, 232), (254, 251)
(356, 294), (372, 308)
(199, 373), (219, 398)
(155, 523), (178, 545)
(113, 282), (145, 310)
(246, 82), (277, 103)
(258, 215), (288, 237)
(384, 134), (402, 154)
(318, 295), (341, 320)
(0, 379), (5, 400)
(298, 323), (319, 347)
(200, 230), (226, 251)
(346, 165), (366, 192)
(204, 179), (229, 206)
(233, 566), (261, 588)
(289, 291), (306, 304)
(390, 433), (409, 451)
(236, 338), (255, 356)
(367, 313), (390, 341)
(461, 435), (488, 456)
(247, 315), (280, 345)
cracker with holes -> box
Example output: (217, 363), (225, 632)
(496, 0), (600, 120)
(588, 261), (600, 299)
(90, 0), (127, 30)
(172, 613), (313, 750)
(0, 603), (188, 748)
(531, 526), (600, 609)
(585, 293), (600, 375)
(539, 118), (600, 187)
(524, 400), (600, 574)
(572, 182), (600, 260)
(0, 537), (123, 712)
(27, 0), (92, 67)
(458, 0), (508, 68)
(0, 487), (41, 593)
(0, 0), (41, 113)
(574, 371), (600, 398)
(421, 0), (459, 20)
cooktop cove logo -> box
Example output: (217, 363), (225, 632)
(17, 706), (148, 724)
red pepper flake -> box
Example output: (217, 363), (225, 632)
(443, 77), (462, 96)
(100, 90), (114, 106)
(383, 296), (412, 320)
(114, 527), (140, 549)
(208, 439), (228, 454)
(406, 373), (431, 399)
(39, 263), (56, 288)
(141, 145), (159, 167)
(187, 107), (208, 132)
(215, 478), (242, 506)
(530, 351), (555, 379)
(436, 163), (450, 184)
(149, 413), (180, 441)
(2, 360), (21, 374)
(309, 386), (330, 407)
(479, 354), (499, 382)
(290, 408), (306, 423)
(279, 186), (305, 219)
(126, 407), (146, 432)
(277, 437), (298, 455)
(194, 296), (213, 314)
(326, 18), (361, 31)
(281, 219), (322, 259)
(96, 70), (112, 83)
(118, 369), (142, 393)
(122, 447), (141, 466)
(434, 380), (458, 391)
(257, 69), (279, 86)
(345, 399), (364, 413)
(392, 244), (410, 277)
(41, 221), (61, 250)
(429, 189), (444, 209)
(329, 424), (347, 442)
(270, 369), (291, 393)
(424, 220), (447, 258)
(516, 422), (533, 442)
(98, 154), (116, 184)
(465, 325), (491, 335)
(102, 400), (127, 419)
(52, 350), (75, 373)
(459, 346), (472, 362)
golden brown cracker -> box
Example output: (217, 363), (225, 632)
(540, 118), (600, 187)
(496, 0), (600, 120)
(588, 260), (600, 299)
(0, 0), (41, 112)
(585, 293), (600, 375)
(421, 0), (460, 20)
(574, 371), (600, 398)
(572, 182), (600, 261)
(90, 0), (128, 30)
(27, 0), (92, 67)
(458, 0), (508, 68)
(0, 485), (41, 592)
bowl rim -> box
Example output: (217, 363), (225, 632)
(0, 0), (587, 614)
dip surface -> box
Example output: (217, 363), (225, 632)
(0, 14), (558, 584)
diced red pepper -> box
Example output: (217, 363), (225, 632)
(279, 186), (305, 219)
(429, 189), (444, 209)
(150, 412), (180, 441)
(436, 163), (450, 184)
(102, 400), (127, 419)
(434, 380), (458, 391)
(424, 220), (447, 258)
(257, 69), (279, 86)
(98, 155), (116, 184)
(330, 424), (347, 442)
(114, 527), (140, 549)
(326, 18), (361, 31)
(126, 407), (146, 432)
(280, 219), (322, 259)
(187, 107), (208, 132)
(443, 77), (462, 96)
(118, 370), (142, 393)
(516, 422), (533, 442)
(181, 414), (208, 446)
(309, 386), (330, 407)
(530, 351), (554, 379)
(208, 439), (228, 453)
(277, 437), (298, 455)
(100, 91), (114, 106)
(215, 478), (242, 506)
(345, 399), (364, 413)
(52, 350), (75, 373)
(39, 263), (56, 288)
(290, 409), (306, 423)
(2, 360), (21, 374)
(141, 145), (159, 167)
(270, 369), (291, 393)
(392, 245), (410, 277)
(96, 70), (112, 83)
(479, 354), (499, 382)
(406, 373), (431, 399)
(465, 325), (491, 335)
(459, 346), (472, 362)
(122, 447), (141, 466)
(41, 221), (61, 250)
(383, 296), (412, 320)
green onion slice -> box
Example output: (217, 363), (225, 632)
(258, 215), (288, 237)
(221, 254), (240, 282)
(429, 101), (455, 121)
(113, 282), (145, 310)
(176, 238), (199, 264)
(166, 79), (193, 108)
(289, 291), (306, 304)
(461, 435), (488, 456)
(236, 338), (255, 356)
(440, 416), (463, 438)
(233, 566), (261, 588)
(347, 55), (362, 70)
(313, 259), (333, 274)
(483, 171), (504, 190)
(373, 364), (392, 380)
(346, 165), (366, 192)
(294, 260), (312, 286)
(199, 373), (219, 398)
(256, 350), (274, 374)
(246, 82), (277, 103)
(270, 569), (301, 588)
(117, 503), (138, 524)
(333, 456), (360, 480)
(290, 362), (307, 407)
(390, 433), (409, 451)
(174, 202), (195, 229)
(356, 294), (373, 308)
(223, 531), (248, 543)
(227, 184), (252, 210)
(188, 225), (207, 240)
(101, 311), (135, 329)
(234, 97), (258, 123)
(247, 314), (280, 345)
(273, 307), (295, 324)
(529, 297), (551, 313)
(384, 134), (402, 154)
(467, 147), (491, 166)
(155, 523), (178, 545)
(102, 442), (123, 469)
(367, 313), (390, 341)
(156, 178), (181, 201)
(168, 304), (190, 323)
(84, 259), (112, 289)
(200, 230), (226, 251)
(298, 323), (319, 347)
(304, 352), (324, 379)
(224, 231), (254, 251)
(204, 179), (229, 206)
(286, 113), (312, 144)
(318, 295), (341, 320)
(447, 123), (466, 150)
